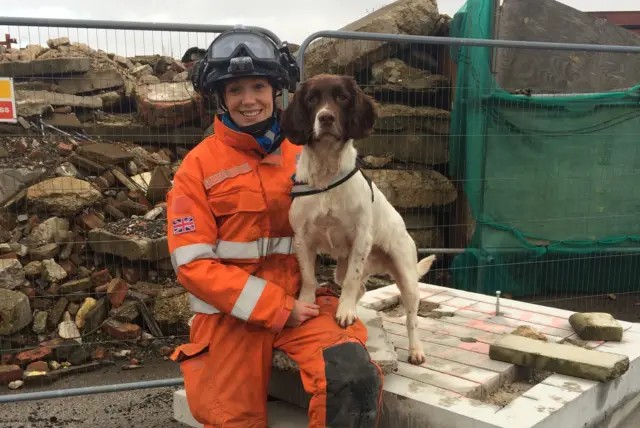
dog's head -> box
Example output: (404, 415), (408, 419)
(280, 74), (377, 146)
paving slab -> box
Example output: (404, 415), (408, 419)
(489, 334), (629, 382)
(175, 282), (640, 428)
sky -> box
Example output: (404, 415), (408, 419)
(1, 0), (637, 58)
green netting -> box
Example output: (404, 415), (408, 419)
(447, 0), (640, 298)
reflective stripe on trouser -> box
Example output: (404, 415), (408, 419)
(170, 238), (295, 318)
(171, 288), (384, 428)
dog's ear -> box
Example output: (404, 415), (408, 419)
(345, 76), (377, 141)
(280, 82), (310, 146)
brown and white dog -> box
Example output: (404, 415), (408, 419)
(280, 73), (436, 365)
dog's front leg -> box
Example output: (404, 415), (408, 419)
(335, 230), (373, 328)
(294, 231), (318, 304)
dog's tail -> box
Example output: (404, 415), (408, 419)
(416, 254), (437, 278)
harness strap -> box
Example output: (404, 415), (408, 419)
(291, 165), (374, 202)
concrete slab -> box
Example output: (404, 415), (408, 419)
(174, 282), (640, 428)
(173, 389), (309, 427)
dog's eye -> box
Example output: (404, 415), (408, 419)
(307, 96), (318, 105)
(336, 94), (348, 102)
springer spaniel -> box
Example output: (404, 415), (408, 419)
(280, 73), (436, 365)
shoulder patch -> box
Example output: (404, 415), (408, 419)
(172, 216), (196, 235)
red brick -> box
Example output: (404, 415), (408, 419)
(58, 260), (78, 277)
(58, 143), (74, 155)
(102, 319), (141, 340)
(107, 278), (129, 308)
(79, 212), (104, 230)
(122, 268), (139, 284)
(91, 269), (112, 287)
(0, 365), (23, 385)
(13, 139), (28, 154)
(92, 347), (106, 360)
(15, 347), (53, 366)
(26, 361), (49, 373)
(0, 252), (18, 260)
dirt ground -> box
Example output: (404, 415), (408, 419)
(1, 355), (185, 428)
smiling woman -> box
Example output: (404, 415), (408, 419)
(167, 25), (385, 428)
(223, 76), (274, 126)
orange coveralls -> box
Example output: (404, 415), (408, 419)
(167, 114), (384, 427)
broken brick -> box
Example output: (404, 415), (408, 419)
(92, 347), (106, 360)
(0, 365), (23, 385)
(91, 269), (112, 287)
(102, 319), (141, 340)
(15, 347), (53, 366)
(122, 268), (139, 284)
(78, 212), (104, 230)
(57, 142), (74, 155)
(26, 360), (50, 373)
(107, 278), (129, 308)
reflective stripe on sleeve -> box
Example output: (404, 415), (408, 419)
(189, 293), (221, 314)
(171, 243), (218, 274)
(187, 275), (267, 320)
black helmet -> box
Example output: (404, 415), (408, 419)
(191, 26), (299, 99)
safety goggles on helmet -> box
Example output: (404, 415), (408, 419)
(208, 31), (281, 62)
(191, 27), (300, 96)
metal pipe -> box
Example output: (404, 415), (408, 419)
(418, 248), (466, 255)
(0, 378), (184, 404)
(0, 17), (282, 45)
(296, 30), (640, 80)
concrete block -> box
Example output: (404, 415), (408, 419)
(489, 334), (629, 382)
(384, 320), (491, 354)
(359, 307), (398, 374)
(173, 389), (308, 427)
(569, 312), (624, 342)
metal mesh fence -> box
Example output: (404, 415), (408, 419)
(296, 31), (640, 325)
(2, 15), (640, 420)
(0, 18), (264, 403)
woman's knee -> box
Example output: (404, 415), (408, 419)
(322, 341), (383, 426)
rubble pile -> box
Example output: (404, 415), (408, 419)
(0, 130), (192, 389)
(0, 35), (210, 133)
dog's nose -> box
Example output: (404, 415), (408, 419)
(318, 111), (336, 126)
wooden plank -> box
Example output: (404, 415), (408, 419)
(383, 320), (491, 355)
(393, 360), (483, 399)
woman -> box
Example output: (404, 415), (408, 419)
(168, 26), (383, 428)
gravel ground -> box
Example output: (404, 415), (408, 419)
(1, 355), (185, 428)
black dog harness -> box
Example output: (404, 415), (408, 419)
(290, 161), (375, 202)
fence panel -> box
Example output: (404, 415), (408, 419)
(0, 17), (284, 404)
(3, 14), (640, 410)
(295, 29), (640, 327)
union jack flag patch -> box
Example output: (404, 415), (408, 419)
(172, 216), (196, 235)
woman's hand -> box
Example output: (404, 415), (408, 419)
(285, 300), (320, 327)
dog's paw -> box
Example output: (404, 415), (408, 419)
(335, 301), (358, 328)
(408, 347), (426, 365)
(298, 288), (317, 304)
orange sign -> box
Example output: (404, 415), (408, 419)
(0, 78), (17, 123)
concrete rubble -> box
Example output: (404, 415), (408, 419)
(0, 0), (457, 389)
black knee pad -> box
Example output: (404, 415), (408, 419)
(323, 342), (382, 427)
